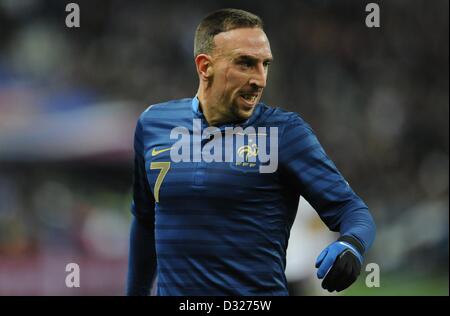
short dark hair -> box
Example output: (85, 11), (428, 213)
(194, 8), (264, 57)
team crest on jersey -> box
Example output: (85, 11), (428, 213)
(230, 143), (260, 172)
(238, 144), (258, 161)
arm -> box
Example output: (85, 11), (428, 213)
(126, 119), (157, 296)
(127, 216), (156, 296)
(280, 114), (376, 291)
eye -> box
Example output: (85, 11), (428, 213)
(238, 60), (253, 68)
(263, 61), (271, 68)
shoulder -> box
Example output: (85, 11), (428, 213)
(257, 102), (312, 131)
(139, 98), (192, 122)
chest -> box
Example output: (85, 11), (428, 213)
(142, 126), (281, 204)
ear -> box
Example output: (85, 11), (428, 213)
(195, 54), (213, 81)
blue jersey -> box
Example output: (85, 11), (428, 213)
(131, 96), (375, 296)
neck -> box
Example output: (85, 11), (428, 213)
(196, 87), (232, 127)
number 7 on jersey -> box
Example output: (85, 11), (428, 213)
(150, 162), (171, 203)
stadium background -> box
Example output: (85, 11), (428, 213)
(0, 0), (448, 295)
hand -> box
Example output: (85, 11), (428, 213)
(315, 238), (363, 292)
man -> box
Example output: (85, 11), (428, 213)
(127, 8), (375, 296)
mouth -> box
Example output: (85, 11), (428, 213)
(239, 93), (259, 106)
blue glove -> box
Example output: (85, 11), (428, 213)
(315, 236), (364, 292)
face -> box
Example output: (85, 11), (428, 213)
(208, 27), (273, 122)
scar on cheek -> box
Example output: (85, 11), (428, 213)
(225, 66), (232, 80)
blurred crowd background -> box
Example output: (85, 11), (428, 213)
(0, 0), (448, 295)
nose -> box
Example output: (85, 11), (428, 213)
(248, 63), (267, 89)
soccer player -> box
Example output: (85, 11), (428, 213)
(126, 8), (376, 296)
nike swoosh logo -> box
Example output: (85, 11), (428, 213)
(151, 147), (172, 156)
